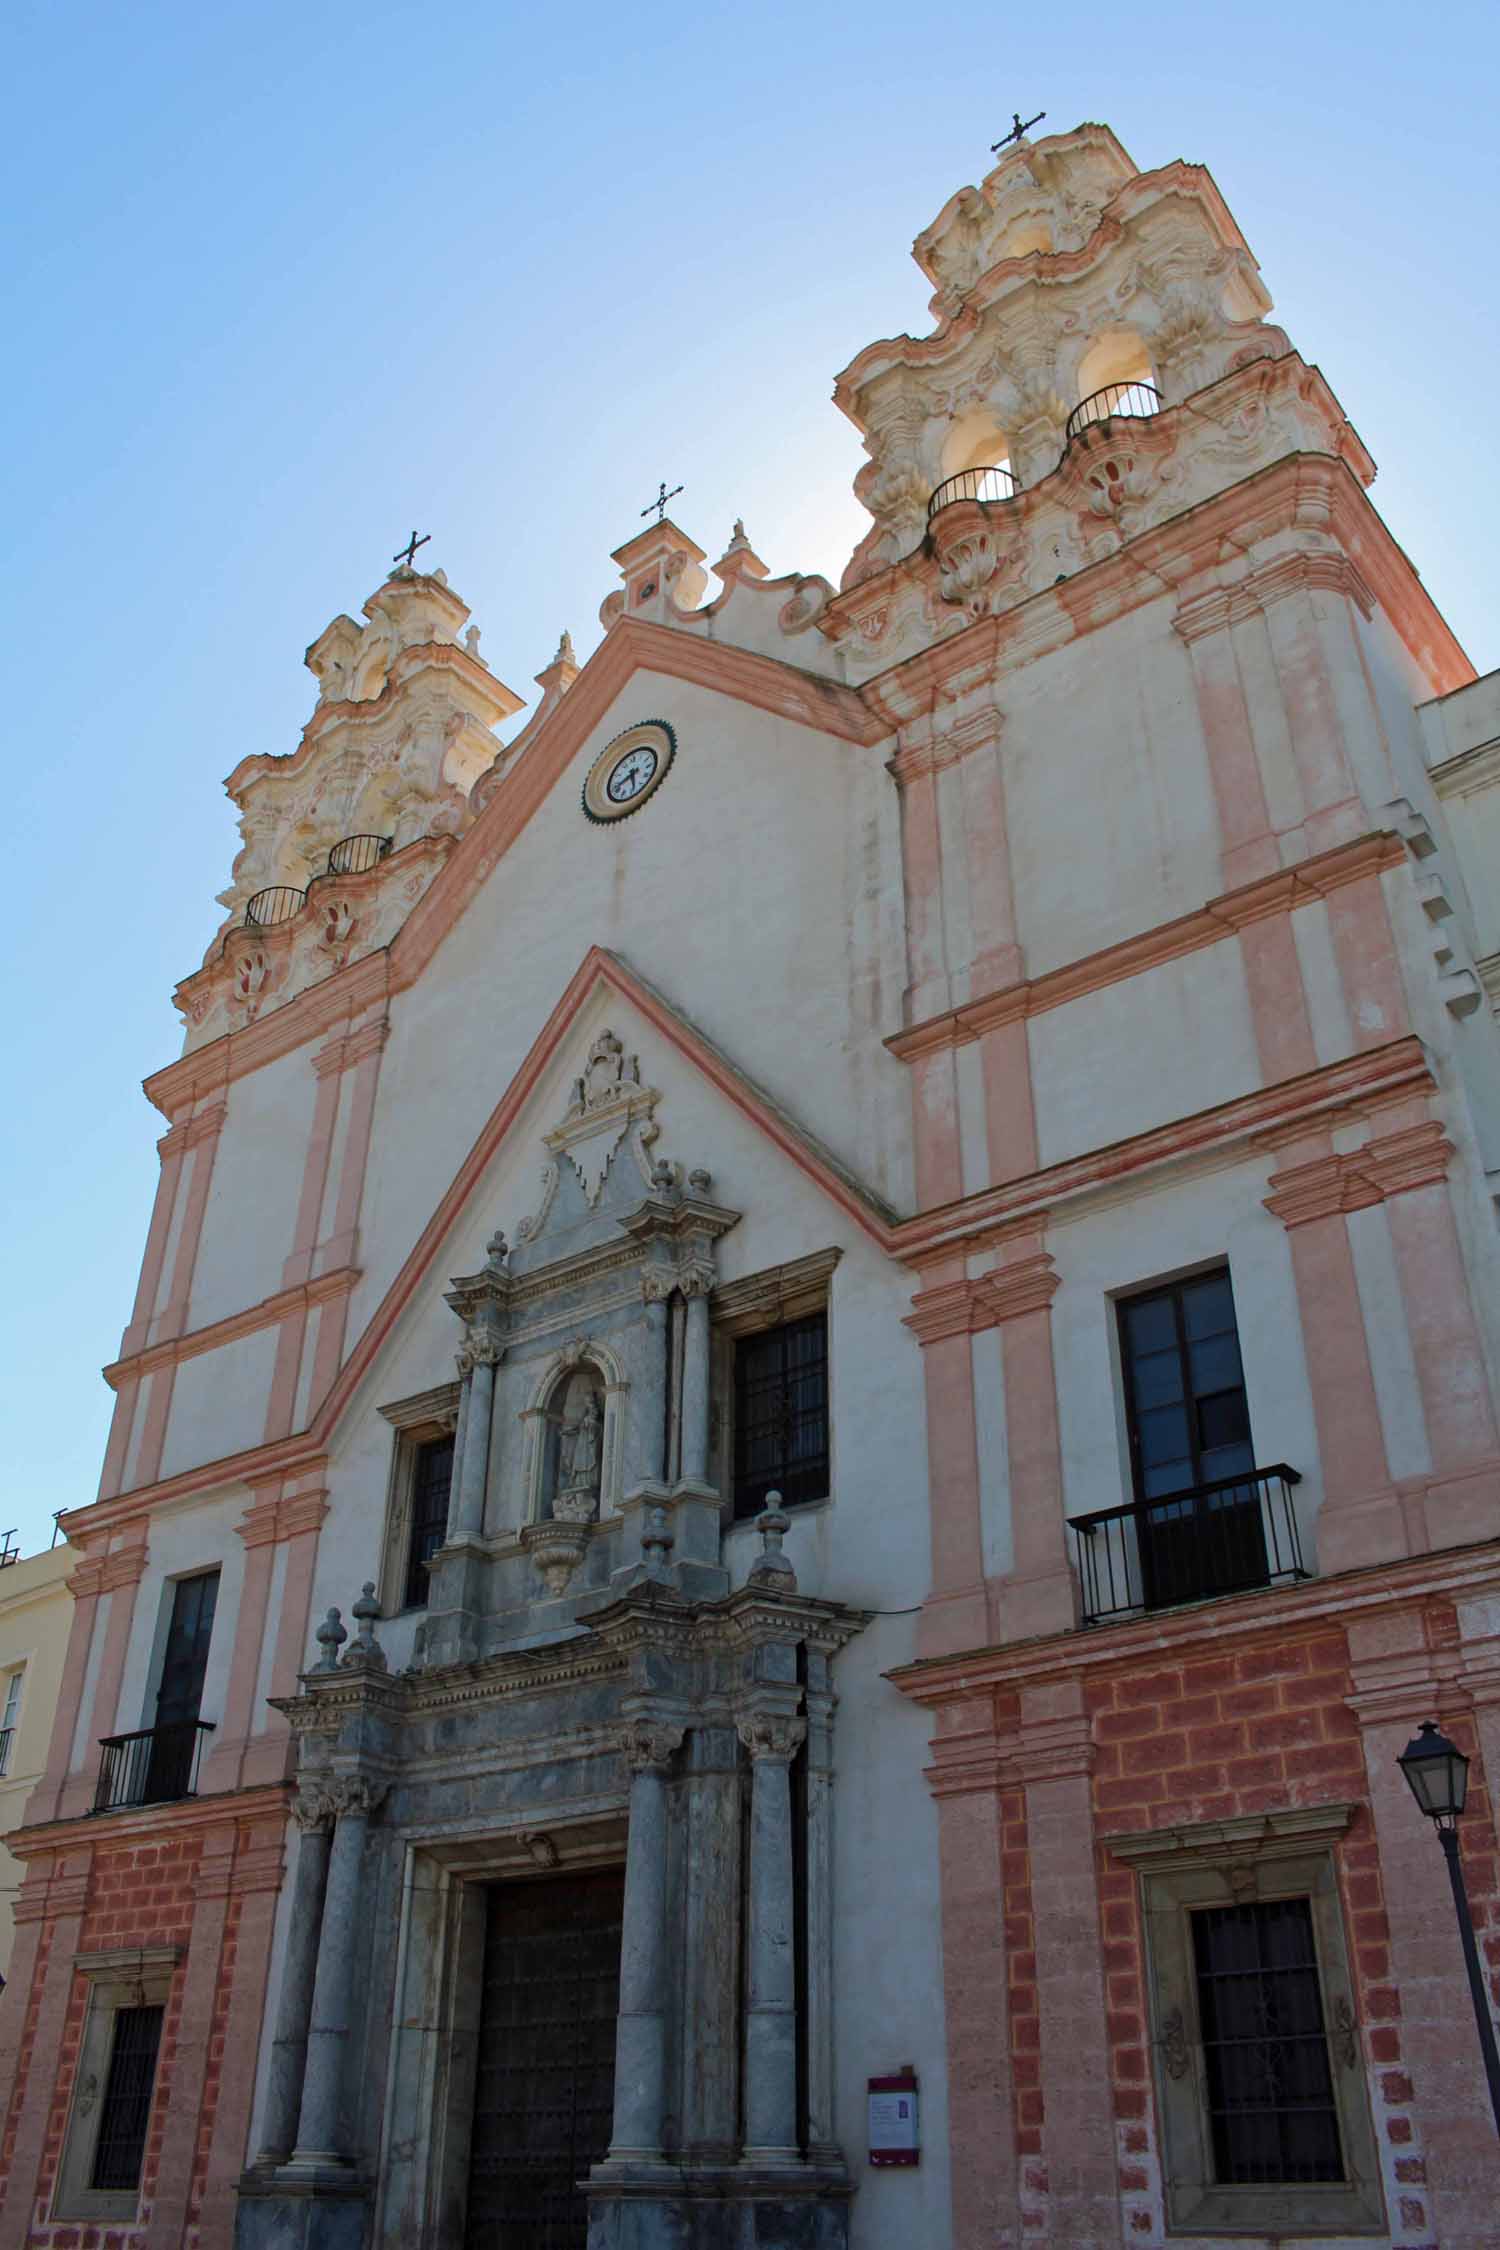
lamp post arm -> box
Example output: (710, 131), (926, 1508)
(1439, 1824), (1500, 2139)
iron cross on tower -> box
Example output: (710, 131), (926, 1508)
(642, 481), (684, 524)
(992, 109), (1045, 154)
(392, 530), (431, 570)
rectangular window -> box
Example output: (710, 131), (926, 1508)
(1192, 1898), (1343, 2185)
(733, 1311), (829, 1521)
(1118, 1268), (1264, 1607)
(0, 1665), (22, 1775)
(89, 2004), (164, 2192)
(143, 1571), (218, 1803)
(404, 1433), (455, 1608)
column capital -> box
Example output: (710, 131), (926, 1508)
(324, 1775), (387, 1822)
(978, 1252), (1059, 1324)
(619, 1718), (686, 1775)
(291, 1788), (337, 1834)
(736, 1710), (807, 1765)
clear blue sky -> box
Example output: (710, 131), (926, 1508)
(3, 2), (1496, 1558)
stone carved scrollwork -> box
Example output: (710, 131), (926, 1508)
(324, 1776), (388, 1822)
(736, 1712), (807, 1765)
(1159, 2005), (1190, 2080)
(291, 1788), (336, 1834)
(456, 1322), (503, 1376)
(620, 1719), (686, 1775)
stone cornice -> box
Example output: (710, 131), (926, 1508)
(6, 1779), (291, 1863)
(1173, 551), (1376, 640)
(888, 1540), (1500, 1713)
(887, 831), (1406, 1060)
(1104, 1803), (1357, 1871)
(103, 1266), (360, 1391)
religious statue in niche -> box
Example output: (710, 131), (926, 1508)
(547, 1365), (606, 1524)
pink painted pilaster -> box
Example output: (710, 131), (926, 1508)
(1347, 1616), (1499, 2244)
(978, 1009), (1039, 1187)
(956, 721), (1024, 999)
(910, 1043), (965, 1210)
(931, 1719), (1018, 2249)
(263, 1306), (307, 1441)
(99, 1376), (142, 1500)
(1261, 589), (1364, 853)
(893, 738), (951, 1023)
(317, 1015), (387, 1274)
(1321, 869), (1410, 1051)
(157, 1100), (228, 1341)
(1264, 1137), (1403, 1569)
(201, 1490), (282, 1793)
(1367, 1123), (1500, 1542)
(242, 1485), (329, 1788)
(131, 1361), (178, 1490)
(1174, 599), (1280, 887)
(1019, 1679), (1121, 2246)
(0, 1868), (50, 2152)
(1225, 903), (1319, 1083)
(0, 1857), (90, 2235)
(198, 1817), (289, 2239)
(284, 1039), (348, 1290)
(985, 1232), (1076, 1642)
(120, 1119), (191, 1357)
(57, 1531), (150, 1817)
(142, 1827), (233, 2250)
(27, 1552), (103, 1823)
(909, 1270), (989, 1658)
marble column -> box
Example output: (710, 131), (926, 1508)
(803, 1658), (838, 2165)
(257, 1793), (334, 2165)
(452, 1342), (498, 1541)
(682, 1726), (742, 2159)
(640, 1288), (671, 1484)
(444, 1372), (473, 1541)
(739, 1709), (807, 2166)
(607, 1718), (683, 2163)
(680, 1283), (712, 1485)
(287, 1777), (385, 2169)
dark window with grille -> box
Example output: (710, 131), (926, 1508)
(733, 1312), (829, 1521)
(404, 1434), (455, 1608)
(1118, 1269), (1263, 1607)
(1192, 1898), (1343, 2186)
(89, 2003), (164, 2192)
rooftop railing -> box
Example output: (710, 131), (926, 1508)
(1070, 1463), (1306, 1627)
(0, 1529), (17, 1568)
(245, 885), (308, 929)
(1064, 379), (1161, 445)
(327, 833), (392, 878)
(927, 463), (1019, 521)
(93, 1720), (215, 1813)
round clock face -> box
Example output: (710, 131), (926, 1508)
(582, 721), (676, 824)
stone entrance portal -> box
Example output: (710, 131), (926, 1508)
(466, 1868), (624, 2250)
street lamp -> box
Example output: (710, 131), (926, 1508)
(1397, 1719), (1500, 2135)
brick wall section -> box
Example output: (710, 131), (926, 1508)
(1084, 1612), (1500, 2250)
(999, 1784), (1046, 2232)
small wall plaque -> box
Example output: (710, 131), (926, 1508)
(868, 2068), (919, 2167)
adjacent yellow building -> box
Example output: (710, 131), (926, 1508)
(0, 1539), (75, 1984)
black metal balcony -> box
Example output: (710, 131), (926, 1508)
(927, 463), (1019, 522)
(93, 1720), (215, 1813)
(1064, 380), (1161, 445)
(327, 832), (392, 878)
(1070, 1464), (1306, 1627)
(245, 885), (307, 929)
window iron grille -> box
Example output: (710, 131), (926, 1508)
(733, 1311), (829, 1520)
(90, 2003), (164, 2192)
(1192, 1898), (1344, 2185)
(404, 1433), (456, 1608)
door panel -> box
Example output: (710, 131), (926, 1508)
(465, 1868), (624, 2250)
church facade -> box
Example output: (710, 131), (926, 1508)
(3, 117), (1500, 2250)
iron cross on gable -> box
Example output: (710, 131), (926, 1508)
(392, 530), (431, 570)
(992, 109), (1045, 154)
(641, 481), (683, 525)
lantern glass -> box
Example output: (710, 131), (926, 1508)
(1398, 1721), (1470, 1823)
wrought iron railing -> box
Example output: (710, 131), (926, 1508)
(927, 464), (1019, 521)
(93, 1720), (215, 1813)
(0, 1529), (17, 1568)
(1064, 380), (1161, 444)
(327, 833), (392, 878)
(1070, 1464), (1305, 1627)
(0, 1726), (13, 1777)
(245, 885), (307, 929)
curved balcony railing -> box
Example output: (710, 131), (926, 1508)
(927, 463), (1018, 522)
(245, 884), (307, 929)
(1070, 1462), (1305, 1626)
(93, 1720), (216, 1813)
(327, 832), (392, 878)
(1064, 379), (1161, 445)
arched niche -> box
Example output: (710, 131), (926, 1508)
(1074, 327), (1156, 405)
(519, 1341), (628, 1526)
(939, 406), (1013, 482)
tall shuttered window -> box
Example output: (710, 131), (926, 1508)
(732, 1312), (829, 1521)
(1193, 1897), (1343, 2184)
(89, 2004), (164, 2193)
(404, 1433), (456, 1608)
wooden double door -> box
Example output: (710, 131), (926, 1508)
(464, 1868), (624, 2250)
